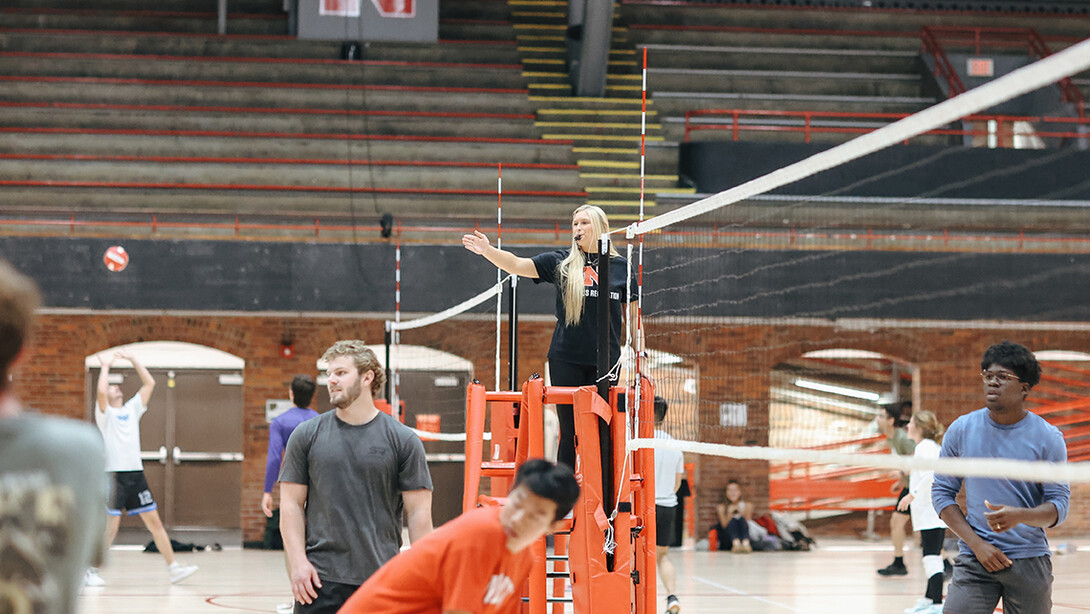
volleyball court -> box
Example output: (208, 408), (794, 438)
(379, 39), (1090, 614)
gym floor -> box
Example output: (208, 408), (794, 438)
(77, 537), (1090, 614)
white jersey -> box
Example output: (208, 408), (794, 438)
(653, 428), (684, 507)
(94, 395), (148, 472)
(908, 438), (946, 531)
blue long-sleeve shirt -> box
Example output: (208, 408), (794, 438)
(264, 406), (319, 493)
(932, 408), (1069, 560)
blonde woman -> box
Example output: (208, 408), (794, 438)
(462, 205), (638, 468)
(898, 410), (947, 614)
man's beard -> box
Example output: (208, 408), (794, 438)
(332, 380), (362, 409)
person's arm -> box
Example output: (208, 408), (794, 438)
(741, 499), (754, 521)
(939, 503), (1011, 573)
(627, 301), (645, 355)
(116, 350), (155, 406)
(462, 231), (539, 278)
(262, 420), (286, 517)
(983, 500), (1059, 531)
(95, 352), (113, 413)
(716, 502), (729, 526)
(280, 482), (321, 605)
(402, 488), (434, 544)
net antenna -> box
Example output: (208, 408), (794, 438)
(495, 164), (503, 392)
(624, 37), (1090, 239)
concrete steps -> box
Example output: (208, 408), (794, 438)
(0, 53), (528, 89)
(639, 44), (921, 74)
(647, 68), (923, 99)
(0, 30), (523, 64)
(0, 78), (534, 114)
(619, 3), (1090, 39)
(0, 157), (581, 192)
(0, 131), (577, 165)
(0, 9), (288, 35)
(0, 104), (538, 139)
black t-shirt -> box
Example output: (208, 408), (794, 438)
(531, 249), (638, 367)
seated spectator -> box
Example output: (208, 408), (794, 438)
(713, 480), (753, 552)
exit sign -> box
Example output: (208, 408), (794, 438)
(967, 58), (994, 77)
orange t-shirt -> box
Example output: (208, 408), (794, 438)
(339, 506), (532, 614)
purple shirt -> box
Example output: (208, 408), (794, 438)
(264, 406), (319, 493)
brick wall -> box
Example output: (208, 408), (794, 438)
(14, 313), (1089, 541)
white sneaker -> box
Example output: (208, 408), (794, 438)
(904, 597), (935, 614)
(276, 603), (294, 614)
(84, 568), (105, 587)
(168, 562), (198, 584)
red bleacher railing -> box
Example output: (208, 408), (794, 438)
(921, 26), (1085, 118)
(920, 26), (966, 97)
(683, 108), (1090, 144)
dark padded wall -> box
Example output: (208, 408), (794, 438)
(4, 237), (1090, 321)
(679, 142), (1090, 200)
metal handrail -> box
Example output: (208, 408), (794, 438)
(684, 108), (1090, 143)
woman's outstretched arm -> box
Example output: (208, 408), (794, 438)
(462, 230), (540, 278)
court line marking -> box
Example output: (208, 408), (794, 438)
(694, 575), (805, 612)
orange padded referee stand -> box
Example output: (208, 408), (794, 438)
(463, 376), (657, 614)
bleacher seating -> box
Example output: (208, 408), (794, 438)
(0, 0), (588, 223)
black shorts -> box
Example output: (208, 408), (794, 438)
(894, 487), (911, 516)
(107, 470), (157, 516)
(655, 505), (676, 548)
(294, 580), (360, 614)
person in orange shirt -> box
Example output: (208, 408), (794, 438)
(339, 459), (580, 614)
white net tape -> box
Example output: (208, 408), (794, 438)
(629, 438), (1090, 484)
(410, 428), (490, 442)
(388, 275), (510, 332)
(625, 37), (1090, 239)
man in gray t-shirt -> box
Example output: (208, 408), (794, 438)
(0, 258), (107, 614)
(279, 340), (433, 614)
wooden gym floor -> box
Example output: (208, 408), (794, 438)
(78, 537), (1090, 614)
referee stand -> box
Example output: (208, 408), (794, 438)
(463, 376), (657, 614)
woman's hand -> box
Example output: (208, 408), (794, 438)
(462, 230), (491, 255)
(897, 493), (915, 512)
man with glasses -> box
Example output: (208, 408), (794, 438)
(932, 340), (1069, 614)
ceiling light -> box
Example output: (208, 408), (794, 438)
(793, 378), (882, 401)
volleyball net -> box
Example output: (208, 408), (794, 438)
(618, 36), (1090, 520)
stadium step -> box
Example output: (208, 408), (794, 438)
(0, 131), (579, 165)
(0, 77), (536, 114)
(0, 29), (523, 64)
(0, 52), (529, 90)
(0, 7), (288, 35)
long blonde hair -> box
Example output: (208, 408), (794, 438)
(912, 410), (945, 445)
(558, 205), (620, 326)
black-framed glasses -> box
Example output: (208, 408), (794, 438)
(981, 370), (1022, 385)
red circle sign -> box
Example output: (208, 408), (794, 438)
(104, 245), (129, 272)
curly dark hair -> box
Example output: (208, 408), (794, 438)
(980, 340), (1041, 388)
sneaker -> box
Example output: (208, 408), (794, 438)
(943, 558), (953, 581)
(666, 594), (681, 613)
(877, 561), (908, 576)
(922, 605), (944, 614)
(168, 562), (198, 584)
(276, 603), (294, 614)
(83, 568), (105, 587)
(904, 597), (934, 614)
